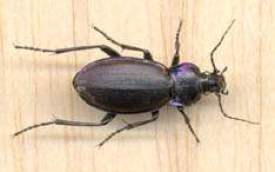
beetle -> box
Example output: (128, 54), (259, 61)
(14, 20), (258, 146)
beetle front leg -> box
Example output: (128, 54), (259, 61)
(177, 107), (200, 143)
(13, 113), (116, 136)
(97, 111), (159, 147)
(171, 20), (183, 67)
(14, 44), (121, 57)
(93, 26), (153, 61)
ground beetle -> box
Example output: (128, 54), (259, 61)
(14, 20), (258, 146)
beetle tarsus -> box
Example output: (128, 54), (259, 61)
(14, 44), (56, 53)
(14, 44), (121, 57)
(13, 121), (55, 137)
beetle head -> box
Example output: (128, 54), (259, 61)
(202, 67), (228, 95)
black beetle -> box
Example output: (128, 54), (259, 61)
(14, 20), (258, 146)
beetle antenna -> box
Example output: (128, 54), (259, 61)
(210, 19), (235, 73)
(215, 93), (259, 125)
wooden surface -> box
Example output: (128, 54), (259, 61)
(1, 0), (274, 172)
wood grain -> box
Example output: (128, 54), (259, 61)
(1, 0), (274, 172)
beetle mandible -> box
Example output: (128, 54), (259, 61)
(14, 20), (258, 146)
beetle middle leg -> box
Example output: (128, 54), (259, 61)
(177, 107), (200, 143)
(14, 44), (121, 57)
(97, 111), (159, 147)
(93, 26), (153, 61)
(13, 112), (116, 136)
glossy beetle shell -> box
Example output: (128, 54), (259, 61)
(73, 57), (174, 114)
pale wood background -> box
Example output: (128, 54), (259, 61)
(1, 0), (274, 172)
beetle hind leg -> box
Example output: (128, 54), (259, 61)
(97, 111), (159, 147)
(13, 113), (116, 136)
(14, 44), (120, 57)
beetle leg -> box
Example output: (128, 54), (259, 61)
(93, 26), (153, 61)
(13, 113), (116, 136)
(171, 20), (183, 67)
(97, 111), (159, 147)
(177, 107), (200, 143)
(14, 44), (121, 57)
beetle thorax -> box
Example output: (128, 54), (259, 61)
(170, 63), (203, 106)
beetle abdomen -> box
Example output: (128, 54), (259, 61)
(73, 57), (173, 113)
